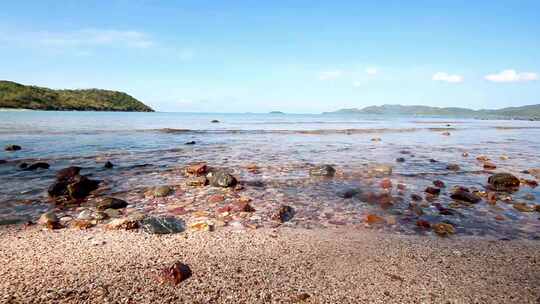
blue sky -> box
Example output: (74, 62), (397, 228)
(1, 1), (539, 113)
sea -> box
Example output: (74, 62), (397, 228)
(1, 111), (539, 238)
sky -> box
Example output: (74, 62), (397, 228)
(0, 1), (539, 113)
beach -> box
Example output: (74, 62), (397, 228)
(1, 226), (539, 303)
(1, 112), (540, 303)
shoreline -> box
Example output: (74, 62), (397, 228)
(1, 226), (539, 303)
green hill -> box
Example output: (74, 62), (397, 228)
(325, 104), (540, 120)
(0, 80), (154, 112)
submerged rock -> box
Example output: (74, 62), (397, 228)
(207, 170), (237, 187)
(184, 141), (196, 145)
(185, 163), (207, 176)
(97, 197), (128, 211)
(157, 262), (192, 285)
(433, 180), (445, 188)
(5, 144), (21, 151)
(309, 165), (336, 177)
(274, 205), (295, 222)
(396, 157), (406, 163)
(0, 159), (7, 165)
(446, 164), (460, 171)
(103, 161), (114, 169)
(450, 189), (481, 203)
(24, 162), (50, 171)
(56, 166), (81, 181)
(513, 203), (534, 212)
(141, 217), (185, 234)
(338, 188), (360, 199)
(425, 187), (441, 195)
(210, 119), (220, 123)
(368, 164), (393, 177)
(488, 173), (520, 191)
(186, 177), (208, 187)
(433, 222), (455, 237)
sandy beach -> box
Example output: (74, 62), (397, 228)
(1, 226), (539, 304)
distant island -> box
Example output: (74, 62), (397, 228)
(0, 80), (153, 112)
(269, 111), (285, 114)
(324, 104), (540, 120)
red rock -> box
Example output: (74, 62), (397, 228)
(433, 180), (445, 188)
(365, 214), (384, 224)
(185, 163), (207, 176)
(397, 183), (406, 190)
(425, 187), (441, 195)
(416, 220), (431, 229)
(380, 178), (393, 189)
(483, 162), (497, 170)
(157, 262), (192, 285)
(208, 194), (225, 203)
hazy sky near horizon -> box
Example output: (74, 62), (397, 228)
(1, 1), (539, 113)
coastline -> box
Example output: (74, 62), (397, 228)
(1, 226), (539, 303)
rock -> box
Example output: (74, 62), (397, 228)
(446, 164), (460, 171)
(433, 180), (445, 188)
(429, 159), (438, 163)
(338, 188), (360, 199)
(67, 175), (100, 199)
(48, 181), (69, 197)
(56, 166), (81, 181)
(103, 161), (114, 169)
(368, 164), (393, 177)
(487, 192), (498, 204)
(433, 222), (455, 237)
(5, 144), (21, 151)
(207, 170), (238, 187)
(211, 119), (220, 123)
(527, 168), (540, 179)
(462, 152), (469, 157)
(104, 208), (121, 218)
(309, 165), (336, 177)
(93, 211), (108, 221)
(500, 155), (509, 160)
(184, 141), (196, 145)
(513, 203), (534, 212)
(106, 216), (141, 230)
(380, 178), (392, 189)
(37, 211), (61, 229)
(157, 262), (192, 285)
(450, 189), (481, 203)
(371, 137), (382, 142)
(411, 194), (423, 202)
(97, 197), (128, 211)
(488, 173), (520, 191)
(441, 132), (451, 136)
(476, 155), (490, 161)
(232, 201), (255, 212)
(396, 157), (406, 163)
(185, 163), (207, 176)
(153, 185), (172, 197)
(522, 193), (536, 201)
(521, 179), (538, 187)
(186, 177), (208, 187)
(189, 221), (214, 231)
(416, 220), (431, 229)
(273, 205), (295, 222)
(70, 220), (94, 230)
(483, 162), (497, 170)
(425, 187), (441, 195)
(18, 162), (28, 169)
(141, 217), (186, 234)
(77, 210), (95, 220)
(0, 160), (7, 165)
(365, 214), (384, 224)
(24, 162), (50, 171)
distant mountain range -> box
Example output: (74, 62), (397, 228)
(0, 81), (153, 112)
(324, 104), (540, 120)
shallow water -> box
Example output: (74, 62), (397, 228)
(1, 111), (539, 238)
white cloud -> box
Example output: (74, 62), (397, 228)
(365, 67), (378, 75)
(318, 70), (343, 81)
(432, 72), (464, 83)
(484, 69), (538, 83)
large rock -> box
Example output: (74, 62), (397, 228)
(37, 211), (61, 229)
(141, 217), (185, 234)
(157, 262), (192, 285)
(5, 144), (21, 151)
(56, 166), (81, 181)
(97, 197), (128, 211)
(309, 165), (336, 177)
(67, 175), (100, 199)
(152, 185), (172, 197)
(106, 217), (141, 230)
(24, 162), (50, 171)
(207, 170), (237, 187)
(450, 189), (481, 203)
(488, 173), (520, 191)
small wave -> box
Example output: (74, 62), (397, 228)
(152, 128), (419, 135)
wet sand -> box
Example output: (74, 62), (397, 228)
(1, 226), (539, 303)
